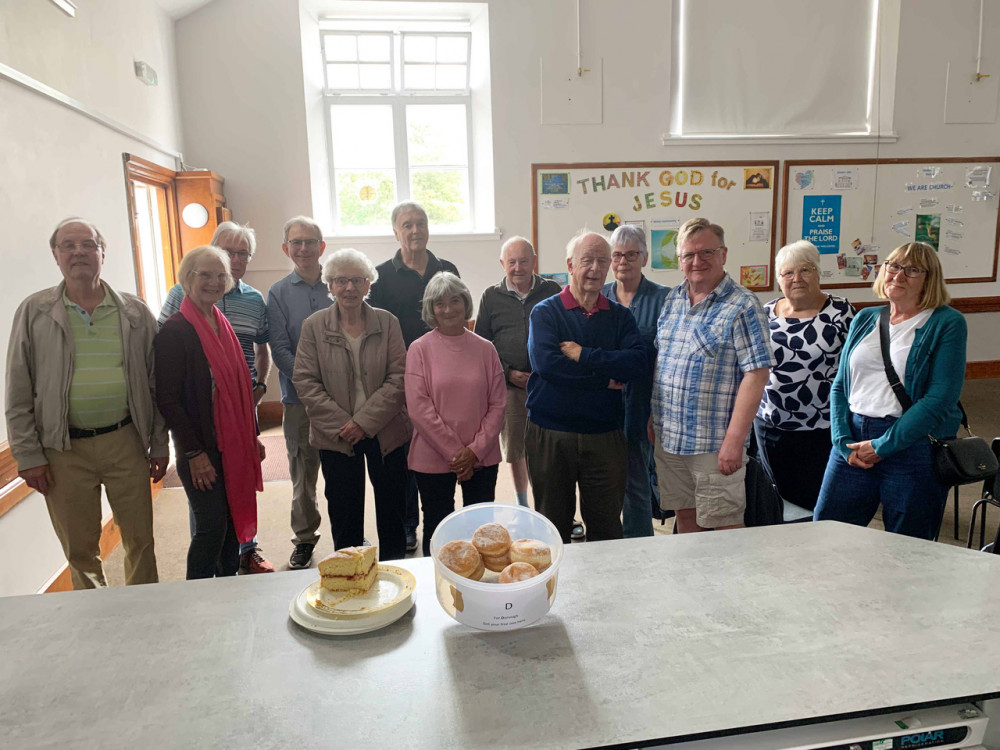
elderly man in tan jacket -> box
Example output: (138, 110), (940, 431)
(6, 218), (168, 588)
(292, 248), (410, 560)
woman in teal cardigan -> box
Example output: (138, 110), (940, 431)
(813, 242), (966, 539)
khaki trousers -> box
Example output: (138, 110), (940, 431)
(43, 423), (158, 589)
(283, 402), (322, 546)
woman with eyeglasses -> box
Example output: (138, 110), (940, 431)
(754, 240), (854, 511)
(292, 249), (410, 560)
(814, 242), (967, 539)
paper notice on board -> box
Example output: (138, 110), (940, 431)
(541, 198), (569, 210)
(966, 165), (992, 188)
(792, 169), (815, 190)
(749, 212), (770, 242)
(830, 168), (859, 190)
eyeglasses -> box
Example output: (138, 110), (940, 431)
(332, 276), (366, 288)
(611, 250), (643, 263)
(223, 249), (251, 261)
(885, 261), (927, 278)
(778, 266), (818, 279)
(56, 240), (101, 253)
(678, 247), (722, 264)
(287, 238), (321, 249)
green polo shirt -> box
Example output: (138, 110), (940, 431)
(64, 289), (130, 429)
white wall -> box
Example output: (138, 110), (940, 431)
(174, 0), (1000, 366)
(0, 0), (185, 596)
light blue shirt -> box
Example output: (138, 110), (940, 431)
(267, 271), (332, 404)
(652, 273), (775, 454)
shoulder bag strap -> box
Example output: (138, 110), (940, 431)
(877, 306), (913, 411)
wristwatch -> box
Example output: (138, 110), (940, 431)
(253, 381), (267, 393)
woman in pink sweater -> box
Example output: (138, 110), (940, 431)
(405, 272), (507, 555)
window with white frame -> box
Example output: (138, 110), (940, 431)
(322, 24), (476, 233)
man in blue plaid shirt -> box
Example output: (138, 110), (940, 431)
(649, 218), (775, 533)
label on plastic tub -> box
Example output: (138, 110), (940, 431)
(452, 576), (553, 630)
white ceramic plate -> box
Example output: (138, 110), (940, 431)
(289, 565), (416, 636)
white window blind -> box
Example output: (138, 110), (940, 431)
(671, 0), (880, 137)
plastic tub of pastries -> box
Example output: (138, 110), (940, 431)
(429, 503), (563, 631)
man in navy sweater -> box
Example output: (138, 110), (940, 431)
(525, 231), (646, 543)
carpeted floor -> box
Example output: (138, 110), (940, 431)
(104, 378), (1000, 586)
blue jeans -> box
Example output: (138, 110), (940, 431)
(622, 438), (655, 538)
(814, 414), (949, 540)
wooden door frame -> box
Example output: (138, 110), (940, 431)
(122, 153), (182, 299)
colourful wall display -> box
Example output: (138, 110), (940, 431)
(531, 161), (780, 291)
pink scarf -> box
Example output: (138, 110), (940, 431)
(181, 296), (262, 543)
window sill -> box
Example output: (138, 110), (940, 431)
(660, 133), (900, 146)
(323, 229), (502, 244)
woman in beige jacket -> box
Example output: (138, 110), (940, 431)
(293, 249), (410, 560)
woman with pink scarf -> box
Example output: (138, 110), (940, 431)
(155, 246), (264, 579)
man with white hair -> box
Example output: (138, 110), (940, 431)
(268, 216), (333, 569)
(159, 221), (273, 573)
(650, 217), (775, 533)
(6, 217), (167, 589)
(475, 236), (560, 507)
(524, 230), (646, 543)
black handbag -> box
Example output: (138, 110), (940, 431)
(877, 307), (998, 486)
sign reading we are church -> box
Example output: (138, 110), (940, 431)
(532, 162), (779, 292)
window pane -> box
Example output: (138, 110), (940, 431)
(327, 63), (359, 89)
(436, 36), (468, 63)
(330, 105), (395, 168)
(411, 169), (470, 228)
(357, 34), (390, 62)
(324, 34), (357, 62)
(407, 105), (468, 166)
(435, 64), (467, 91)
(403, 64), (435, 90)
(335, 170), (397, 229)
(359, 63), (391, 90)
(403, 35), (436, 63)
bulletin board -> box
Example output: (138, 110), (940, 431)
(531, 161), (780, 292)
(782, 158), (1000, 289)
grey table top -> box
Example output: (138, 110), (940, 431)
(2, 521), (1000, 749)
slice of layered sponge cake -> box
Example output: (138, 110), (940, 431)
(318, 546), (379, 593)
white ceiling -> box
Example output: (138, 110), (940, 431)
(152, 0), (215, 20)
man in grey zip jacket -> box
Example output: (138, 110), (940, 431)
(6, 218), (167, 589)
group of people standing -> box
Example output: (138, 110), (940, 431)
(6, 205), (967, 591)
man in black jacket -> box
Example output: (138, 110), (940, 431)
(474, 236), (560, 507)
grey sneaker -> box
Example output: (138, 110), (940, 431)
(405, 529), (418, 553)
(289, 542), (315, 569)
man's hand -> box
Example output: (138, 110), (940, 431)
(559, 341), (583, 362)
(253, 384), (266, 406)
(508, 369), (530, 389)
(19, 465), (53, 495)
(188, 452), (217, 491)
(717, 437), (744, 476)
(149, 455), (169, 483)
(450, 446), (478, 477)
(338, 420), (366, 446)
(647, 416), (656, 445)
(846, 441), (879, 469)
(257, 440), (267, 462)
(607, 379), (624, 390)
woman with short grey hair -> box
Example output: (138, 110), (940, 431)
(754, 240), (854, 510)
(405, 272), (506, 555)
(294, 248), (409, 560)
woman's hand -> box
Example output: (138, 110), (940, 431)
(338, 419), (366, 445)
(846, 440), (880, 469)
(189, 452), (217, 491)
(450, 446), (477, 477)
